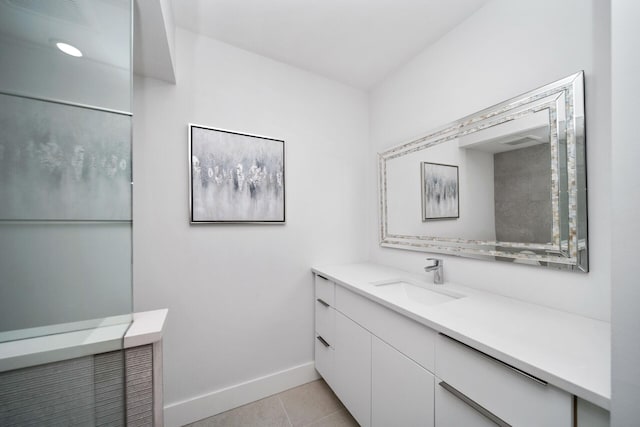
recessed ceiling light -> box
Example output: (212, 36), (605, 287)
(56, 42), (82, 57)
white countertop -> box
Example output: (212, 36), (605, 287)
(312, 263), (610, 410)
(0, 309), (168, 373)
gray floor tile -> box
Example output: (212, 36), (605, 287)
(188, 395), (291, 427)
(278, 380), (344, 427)
(304, 409), (359, 427)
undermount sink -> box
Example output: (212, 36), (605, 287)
(369, 278), (464, 307)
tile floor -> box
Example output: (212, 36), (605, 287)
(185, 379), (359, 427)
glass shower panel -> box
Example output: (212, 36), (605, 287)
(0, 0), (132, 343)
(0, 0), (131, 112)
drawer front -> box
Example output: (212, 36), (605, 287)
(334, 285), (436, 371)
(435, 377), (496, 427)
(315, 300), (335, 345)
(436, 334), (572, 427)
(315, 274), (335, 307)
(315, 335), (334, 384)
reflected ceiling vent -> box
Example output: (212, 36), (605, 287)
(4, 0), (88, 25)
(506, 138), (535, 146)
(505, 135), (548, 146)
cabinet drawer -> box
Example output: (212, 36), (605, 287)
(335, 285), (436, 371)
(315, 300), (335, 345)
(436, 334), (572, 427)
(315, 334), (334, 384)
(435, 377), (496, 427)
(315, 274), (335, 306)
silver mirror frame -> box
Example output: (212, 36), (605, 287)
(378, 71), (587, 272)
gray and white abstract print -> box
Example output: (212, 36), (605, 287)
(190, 126), (284, 222)
(422, 162), (458, 220)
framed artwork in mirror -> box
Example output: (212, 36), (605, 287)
(421, 162), (459, 221)
(189, 124), (285, 224)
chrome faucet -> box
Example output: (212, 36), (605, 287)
(424, 258), (444, 284)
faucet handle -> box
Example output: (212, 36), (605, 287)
(426, 258), (442, 267)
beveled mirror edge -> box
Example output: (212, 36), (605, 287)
(378, 71), (588, 273)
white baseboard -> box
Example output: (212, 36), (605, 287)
(164, 361), (320, 427)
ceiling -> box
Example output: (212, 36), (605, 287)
(170, 0), (489, 89)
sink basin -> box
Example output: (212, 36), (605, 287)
(369, 278), (464, 307)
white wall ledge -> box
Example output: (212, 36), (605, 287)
(124, 308), (169, 348)
(0, 308), (168, 373)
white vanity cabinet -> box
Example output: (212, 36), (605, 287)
(313, 272), (596, 427)
(314, 274), (436, 427)
(314, 274), (373, 426)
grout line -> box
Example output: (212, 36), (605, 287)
(301, 408), (344, 427)
(277, 395), (294, 427)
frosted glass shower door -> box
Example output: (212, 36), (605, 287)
(0, 0), (133, 343)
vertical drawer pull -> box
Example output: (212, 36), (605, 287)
(439, 381), (511, 427)
(439, 333), (547, 386)
(316, 298), (330, 307)
(316, 336), (330, 348)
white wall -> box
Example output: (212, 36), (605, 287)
(611, 0), (640, 424)
(368, 0), (611, 321)
(133, 28), (368, 424)
(133, 0), (176, 83)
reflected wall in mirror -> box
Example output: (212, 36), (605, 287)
(378, 71), (587, 272)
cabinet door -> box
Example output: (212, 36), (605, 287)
(333, 311), (371, 427)
(576, 398), (610, 427)
(372, 336), (434, 427)
(435, 379), (497, 427)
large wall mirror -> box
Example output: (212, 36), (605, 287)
(378, 72), (587, 272)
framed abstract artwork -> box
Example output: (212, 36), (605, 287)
(189, 124), (285, 223)
(421, 162), (459, 221)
